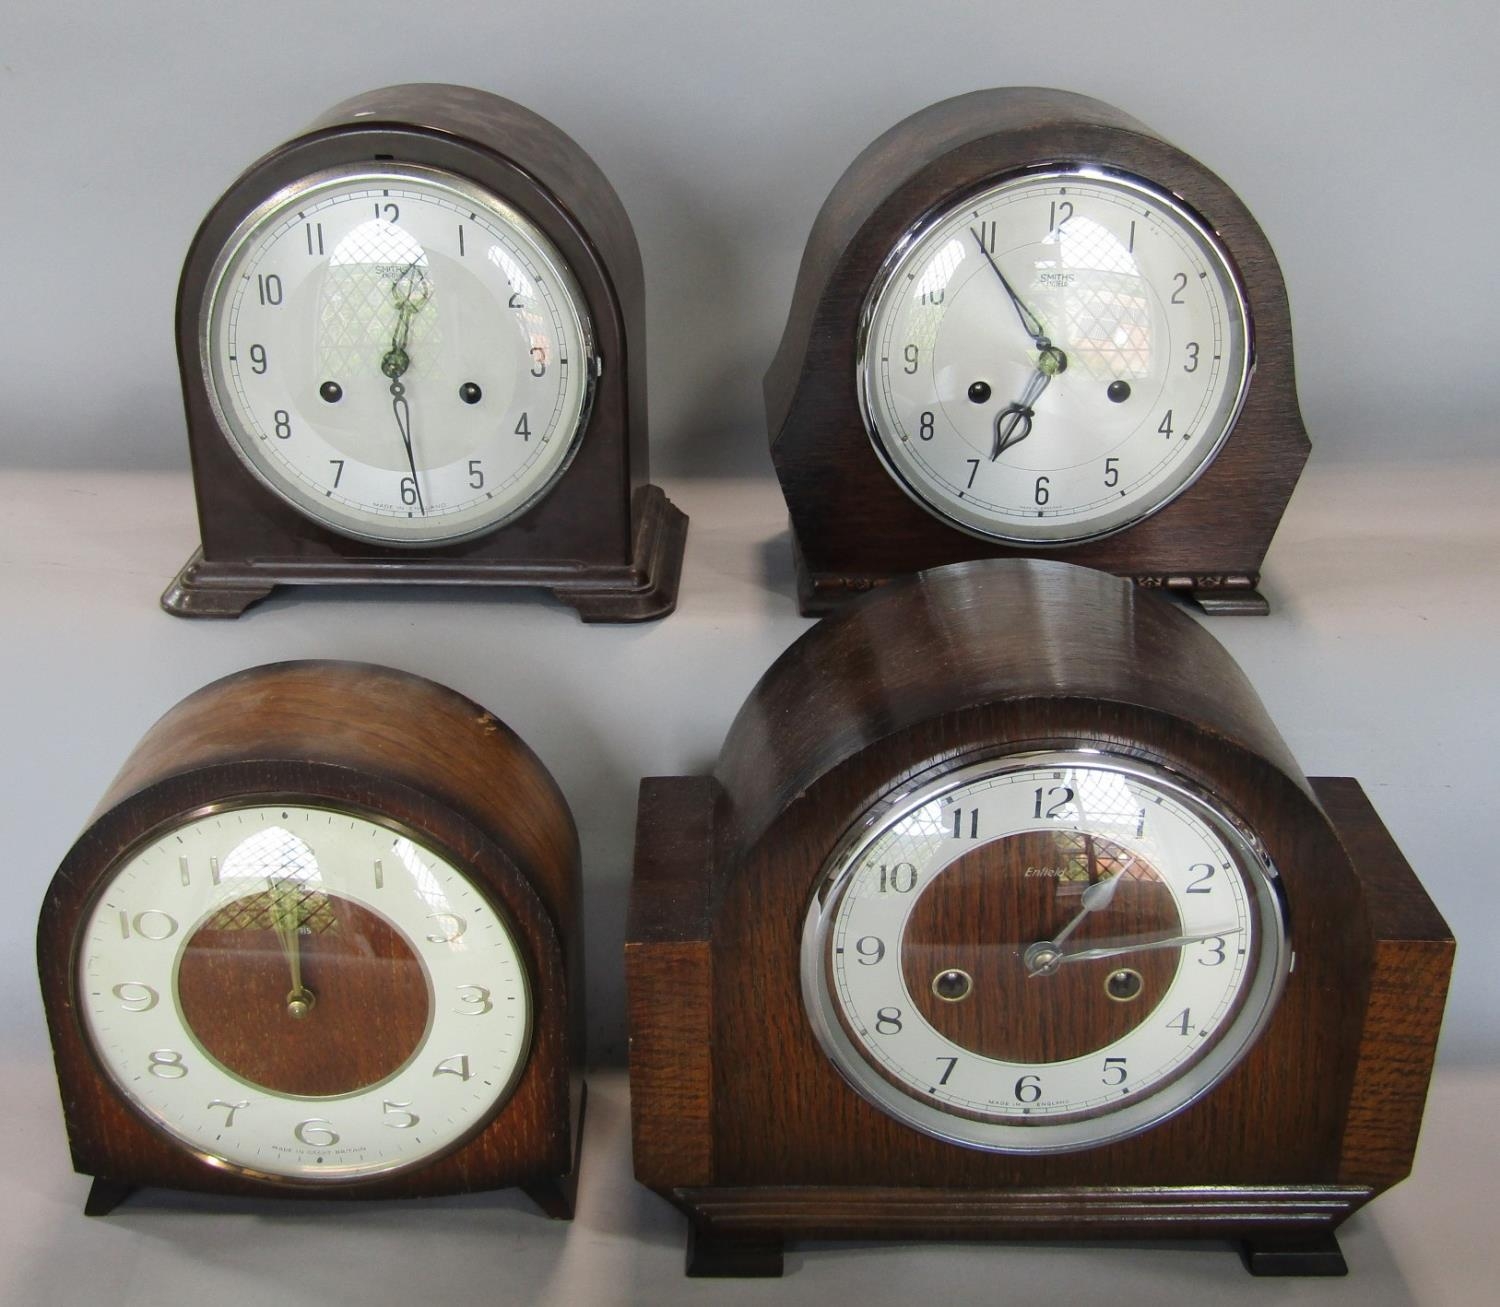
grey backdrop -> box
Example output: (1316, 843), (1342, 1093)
(6, 0), (1496, 476)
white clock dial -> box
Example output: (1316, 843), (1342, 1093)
(77, 804), (532, 1183)
(859, 169), (1251, 543)
(203, 164), (594, 545)
(801, 754), (1287, 1153)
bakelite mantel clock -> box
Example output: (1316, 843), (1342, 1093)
(165, 84), (686, 621)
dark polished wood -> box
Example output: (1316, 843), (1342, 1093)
(627, 560), (1452, 1275)
(166, 84), (686, 621)
(765, 89), (1307, 615)
(39, 661), (584, 1209)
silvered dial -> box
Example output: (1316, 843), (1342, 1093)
(203, 164), (594, 545)
(801, 753), (1287, 1153)
(859, 168), (1250, 543)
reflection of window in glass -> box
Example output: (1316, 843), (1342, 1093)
(1040, 217), (1150, 381)
(319, 220), (439, 378)
(393, 838), (463, 949)
(915, 238), (965, 308)
(488, 246), (550, 365)
(205, 826), (335, 934)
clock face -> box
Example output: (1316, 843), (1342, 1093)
(202, 164), (595, 545)
(858, 168), (1251, 544)
(801, 753), (1287, 1153)
(75, 803), (532, 1183)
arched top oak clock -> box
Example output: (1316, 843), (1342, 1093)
(165, 84), (686, 621)
(627, 559), (1452, 1277)
(765, 88), (1309, 616)
(38, 661), (585, 1217)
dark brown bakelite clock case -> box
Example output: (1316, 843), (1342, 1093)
(627, 559), (1452, 1276)
(165, 84), (686, 621)
(39, 661), (584, 1216)
(766, 89), (1308, 616)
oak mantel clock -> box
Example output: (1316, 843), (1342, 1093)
(39, 661), (584, 1217)
(627, 559), (1452, 1277)
(765, 89), (1309, 616)
(164, 84), (686, 621)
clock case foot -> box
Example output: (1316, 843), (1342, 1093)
(627, 763), (1453, 1276)
(161, 485), (687, 622)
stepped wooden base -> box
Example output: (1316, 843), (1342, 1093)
(163, 485), (687, 622)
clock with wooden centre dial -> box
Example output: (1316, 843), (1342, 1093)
(39, 661), (583, 1216)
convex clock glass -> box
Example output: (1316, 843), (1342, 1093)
(205, 165), (593, 545)
(860, 170), (1250, 544)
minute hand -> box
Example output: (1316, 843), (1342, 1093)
(974, 233), (1051, 348)
(1054, 926), (1244, 966)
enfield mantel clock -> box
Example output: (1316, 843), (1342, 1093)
(627, 559), (1452, 1277)
(164, 84), (686, 621)
(766, 88), (1309, 616)
(39, 661), (584, 1217)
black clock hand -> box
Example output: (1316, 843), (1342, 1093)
(389, 377), (425, 515)
(992, 366), (1055, 460)
(973, 232), (1055, 350)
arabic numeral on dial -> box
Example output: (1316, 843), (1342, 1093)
(965, 458), (979, 488)
(875, 1007), (903, 1035)
(456, 985), (494, 1015)
(1104, 457), (1119, 488)
(1048, 200), (1073, 233)
(1167, 1008), (1194, 1036)
(515, 412), (531, 441)
(1034, 476), (1050, 506)
(400, 476), (418, 505)
(468, 459), (485, 489)
(1014, 1074), (1042, 1103)
(374, 201), (399, 222)
(920, 285), (944, 306)
(530, 346), (547, 377)
(383, 1100), (420, 1129)
(304, 222), (324, 256)
(425, 913), (466, 943)
(457, 224), (466, 256)
(508, 287), (524, 309)
(918, 411), (935, 440)
(1032, 785), (1074, 819)
(854, 936), (885, 965)
(1170, 272), (1188, 305)
(1102, 1056), (1128, 1086)
(878, 863), (917, 894)
(935, 1056), (958, 1086)
(119, 910), (178, 941)
(111, 982), (158, 1012)
(273, 409), (291, 439)
(433, 1054), (473, 1081)
(329, 458), (344, 488)
(294, 1118), (339, 1147)
(209, 1099), (249, 1127)
(148, 1050), (187, 1079)
(1200, 937), (1227, 967)
(970, 221), (997, 254)
(249, 343), (267, 374)
(1184, 341), (1200, 373)
(950, 806), (980, 839)
(257, 273), (282, 306)
(1135, 808), (1147, 837)
(1186, 863), (1216, 893)
(1158, 410), (1174, 438)
(903, 344), (919, 374)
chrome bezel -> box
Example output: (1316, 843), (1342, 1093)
(799, 749), (1288, 1155)
(200, 163), (597, 548)
(855, 165), (1254, 547)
